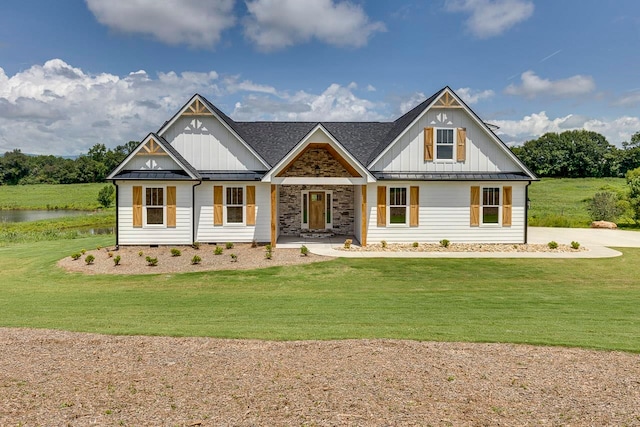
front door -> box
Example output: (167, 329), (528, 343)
(309, 192), (325, 230)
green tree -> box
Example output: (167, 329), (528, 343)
(97, 184), (115, 208)
(626, 166), (640, 224)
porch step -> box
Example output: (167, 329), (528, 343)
(300, 231), (335, 239)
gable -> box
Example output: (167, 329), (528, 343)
(126, 138), (182, 171)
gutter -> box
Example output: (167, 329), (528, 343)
(114, 181), (119, 249)
(524, 181), (531, 244)
(192, 180), (202, 244)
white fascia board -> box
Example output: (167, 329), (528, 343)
(157, 94), (270, 169)
(262, 123), (376, 183)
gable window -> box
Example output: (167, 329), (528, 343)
(145, 187), (164, 225)
(226, 187), (244, 224)
(389, 187), (408, 225)
(482, 187), (500, 224)
(436, 128), (454, 160)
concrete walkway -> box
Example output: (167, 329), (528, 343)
(277, 227), (640, 259)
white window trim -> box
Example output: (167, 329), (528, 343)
(387, 186), (409, 227)
(435, 127), (456, 162)
(143, 185), (166, 228)
(481, 185), (502, 227)
(224, 185), (246, 227)
(300, 190), (333, 230)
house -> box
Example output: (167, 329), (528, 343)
(107, 86), (537, 247)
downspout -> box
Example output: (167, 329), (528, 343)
(192, 180), (202, 244)
(114, 181), (119, 249)
(524, 181), (531, 244)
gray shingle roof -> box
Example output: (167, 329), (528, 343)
(199, 171), (266, 181)
(373, 172), (532, 181)
(112, 170), (193, 180)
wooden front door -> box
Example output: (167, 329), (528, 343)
(309, 192), (325, 230)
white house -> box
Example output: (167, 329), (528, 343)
(107, 87), (537, 247)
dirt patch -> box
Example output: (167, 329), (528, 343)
(58, 243), (331, 275)
(1, 328), (638, 426)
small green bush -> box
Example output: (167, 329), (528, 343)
(97, 184), (115, 208)
(344, 239), (352, 249)
(381, 240), (387, 248)
(85, 254), (95, 265)
(587, 191), (624, 223)
(225, 242), (234, 249)
(230, 253), (237, 262)
(113, 255), (121, 266)
(412, 242), (419, 248)
(191, 255), (201, 265)
(138, 251), (143, 257)
(192, 241), (200, 250)
(548, 241), (559, 249)
(265, 244), (273, 259)
(145, 256), (158, 266)
(71, 252), (81, 260)
(440, 239), (450, 248)
(571, 241), (580, 250)
(80, 249), (86, 255)
(170, 248), (181, 257)
(214, 246), (223, 255)
(251, 240), (258, 248)
(107, 251), (113, 258)
(300, 245), (309, 256)
(96, 245), (101, 250)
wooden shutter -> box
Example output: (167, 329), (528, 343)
(410, 186), (419, 227)
(377, 186), (386, 227)
(502, 186), (512, 227)
(424, 127), (434, 161)
(470, 186), (480, 227)
(166, 186), (176, 228)
(213, 186), (223, 226)
(456, 128), (466, 161)
(246, 185), (256, 226)
(133, 186), (142, 228)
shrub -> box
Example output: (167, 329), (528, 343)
(251, 240), (258, 248)
(300, 245), (309, 256)
(97, 184), (115, 208)
(113, 255), (121, 266)
(192, 241), (200, 250)
(344, 239), (352, 249)
(170, 248), (181, 257)
(85, 254), (95, 265)
(587, 191), (624, 223)
(440, 239), (450, 248)
(412, 242), (419, 248)
(214, 246), (223, 255)
(145, 256), (158, 266)
(571, 241), (580, 250)
(225, 242), (234, 249)
(107, 251), (113, 258)
(230, 253), (238, 262)
(548, 241), (559, 249)
(96, 245), (101, 250)
(265, 244), (273, 260)
(381, 240), (387, 248)
(138, 251), (143, 257)
(80, 249), (86, 255)
(71, 252), (81, 260)
(191, 255), (201, 265)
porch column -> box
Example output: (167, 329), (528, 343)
(361, 185), (367, 246)
(270, 184), (277, 248)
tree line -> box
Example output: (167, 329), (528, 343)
(511, 130), (640, 178)
(0, 141), (138, 185)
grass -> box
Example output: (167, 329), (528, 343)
(0, 183), (107, 210)
(0, 235), (638, 352)
(528, 177), (632, 227)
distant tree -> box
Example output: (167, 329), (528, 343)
(587, 191), (625, 223)
(97, 184), (115, 208)
(0, 149), (31, 185)
(626, 166), (640, 224)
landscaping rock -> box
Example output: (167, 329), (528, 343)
(591, 220), (617, 229)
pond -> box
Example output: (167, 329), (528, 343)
(0, 209), (89, 223)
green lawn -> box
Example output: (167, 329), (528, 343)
(0, 183), (107, 210)
(0, 235), (638, 352)
(528, 177), (631, 227)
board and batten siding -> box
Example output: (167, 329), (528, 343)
(194, 182), (271, 243)
(365, 182), (527, 244)
(161, 115), (265, 171)
(370, 109), (521, 173)
(117, 181), (193, 245)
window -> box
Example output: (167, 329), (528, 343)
(436, 128), (454, 160)
(226, 187), (243, 223)
(482, 187), (500, 224)
(145, 187), (164, 225)
(389, 187), (408, 224)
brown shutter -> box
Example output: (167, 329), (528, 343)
(424, 127), (434, 161)
(470, 186), (480, 227)
(502, 186), (512, 227)
(410, 186), (419, 227)
(166, 186), (176, 228)
(377, 186), (386, 227)
(213, 186), (223, 226)
(246, 185), (256, 226)
(133, 186), (142, 228)
(456, 128), (466, 161)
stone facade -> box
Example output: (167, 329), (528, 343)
(281, 147), (353, 177)
(279, 185), (354, 236)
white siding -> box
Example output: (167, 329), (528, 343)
(370, 109), (521, 173)
(116, 181), (193, 245)
(365, 182), (528, 244)
(195, 182), (271, 243)
(161, 116), (265, 171)
(126, 154), (180, 171)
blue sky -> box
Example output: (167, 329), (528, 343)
(1, 0), (639, 155)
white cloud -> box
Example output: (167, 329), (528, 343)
(505, 71), (596, 98)
(85, 0), (236, 48)
(493, 111), (640, 146)
(445, 0), (533, 38)
(243, 0), (385, 51)
(614, 89), (640, 107)
(456, 87), (494, 104)
(366, 84), (376, 92)
(399, 92), (426, 114)
(222, 75), (279, 95)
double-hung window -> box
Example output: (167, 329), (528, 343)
(482, 187), (500, 224)
(436, 128), (454, 160)
(226, 187), (244, 224)
(389, 187), (408, 225)
(145, 187), (164, 225)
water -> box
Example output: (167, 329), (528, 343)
(0, 209), (89, 223)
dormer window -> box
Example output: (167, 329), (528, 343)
(436, 128), (454, 160)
